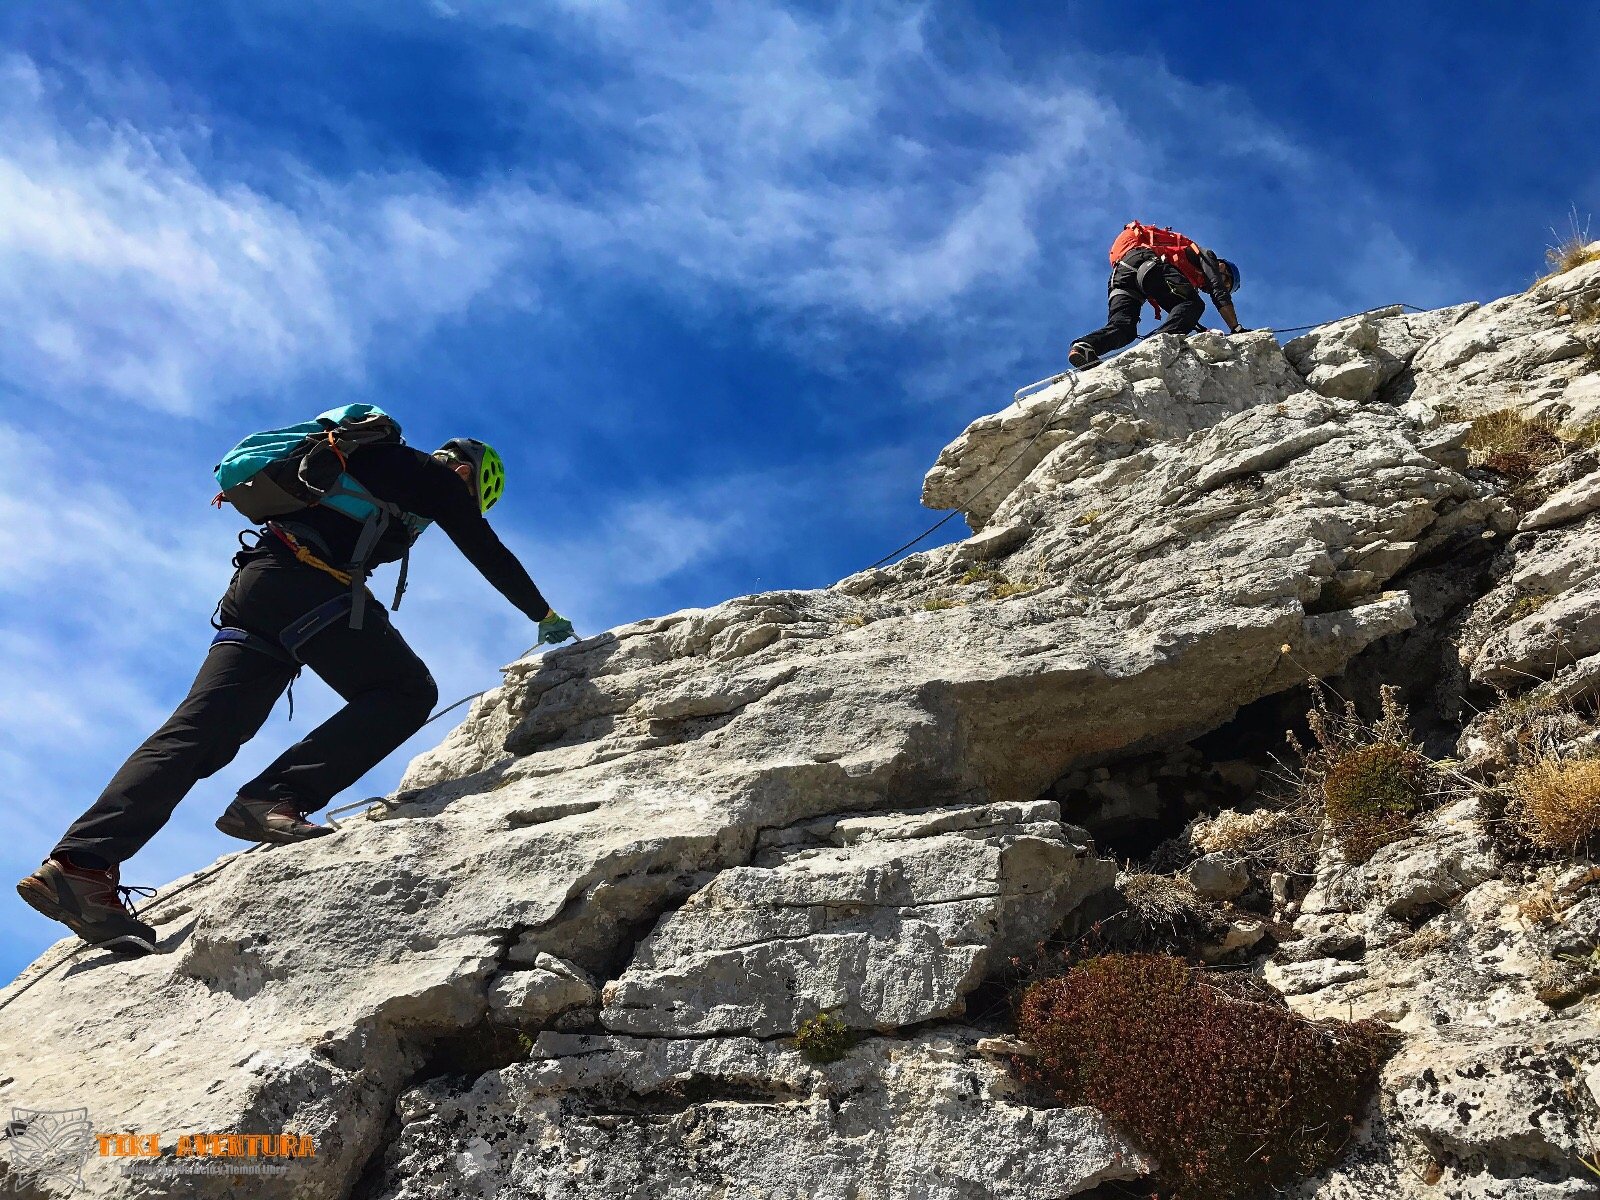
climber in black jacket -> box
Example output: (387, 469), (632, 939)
(17, 437), (575, 954)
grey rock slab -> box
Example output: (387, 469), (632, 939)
(1460, 513), (1600, 688)
(363, 1029), (1151, 1200)
(1184, 852), (1251, 900)
(1524, 465), (1600, 530)
(601, 809), (1114, 1037)
(1284, 303), (1478, 405)
(486, 954), (597, 1025)
(923, 330), (1304, 528)
(1409, 258), (1600, 417)
(1274, 786), (1600, 1200)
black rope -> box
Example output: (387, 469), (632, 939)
(863, 372), (1082, 572)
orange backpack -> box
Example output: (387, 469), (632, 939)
(1107, 221), (1207, 290)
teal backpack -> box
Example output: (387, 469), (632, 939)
(214, 403), (431, 628)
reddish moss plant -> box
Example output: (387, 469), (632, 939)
(1016, 954), (1390, 1200)
(1286, 684), (1436, 865)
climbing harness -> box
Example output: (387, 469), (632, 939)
(267, 524), (353, 587)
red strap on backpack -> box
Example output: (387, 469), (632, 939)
(1107, 221), (1208, 316)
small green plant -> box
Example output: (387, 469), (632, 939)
(960, 565), (1006, 586)
(793, 1012), (853, 1063)
(1016, 953), (1390, 1200)
(1509, 592), (1553, 620)
(922, 595), (960, 611)
(516, 1032), (534, 1056)
(1288, 684), (1435, 864)
(1558, 945), (1600, 969)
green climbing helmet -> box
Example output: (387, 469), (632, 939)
(436, 437), (506, 513)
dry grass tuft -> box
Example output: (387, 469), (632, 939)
(1517, 882), (1569, 927)
(960, 565), (1006, 586)
(1511, 757), (1600, 854)
(982, 551), (1054, 601)
(1189, 809), (1289, 856)
(1544, 209), (1600, 279)
(1463, 410), (1567, 488)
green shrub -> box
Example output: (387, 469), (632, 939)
(960, 565), (1006, 586)
(1016, 954), (1390, 1200)
(1288, 684), (1435, 865)
(793, 1012), (853, 1063)
(1322, 742), (1431, 863)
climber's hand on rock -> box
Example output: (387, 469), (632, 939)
(538, 613), (577, 645)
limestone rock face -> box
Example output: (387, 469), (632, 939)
(367, 1031), (1150, 1200)
(1279, 797), (1600, 1199)
(1405, 249), (1600, 426)
(601, 801), (1112, 1037)
(0, 279), (1568, 1200)
(1456, 514), (1600, 698)
(1284, 303), (1478, 405)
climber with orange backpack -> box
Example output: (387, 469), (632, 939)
(17, 405), (576, 955)
(1067, 222), (1247, 369)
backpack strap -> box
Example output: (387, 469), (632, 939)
(313, 483), (418, 630)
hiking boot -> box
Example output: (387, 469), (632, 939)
(1067, 343), (1099, 370)
(16, 858), (158, 954)
(215, 796), (334, 845)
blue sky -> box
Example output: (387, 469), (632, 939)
(1, 1), (1595, 983)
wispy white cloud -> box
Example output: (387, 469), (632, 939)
(467, 1), (1143, 325)
(0, 54), (536, 416)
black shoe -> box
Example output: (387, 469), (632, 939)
(215, 797), (334, 845)
(17, 858), (158, 954)
(1068, 343), (1099, 370)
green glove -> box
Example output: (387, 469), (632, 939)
(537, 612), (577, 645)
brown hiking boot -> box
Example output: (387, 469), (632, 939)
(16, 858), (158, 954)
(215, 796), (333, 845)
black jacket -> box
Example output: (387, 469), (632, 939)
(277, 443), (552, 621)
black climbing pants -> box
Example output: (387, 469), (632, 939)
(53, 551), (437, 865)
(1073, 247), (1207, 357)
